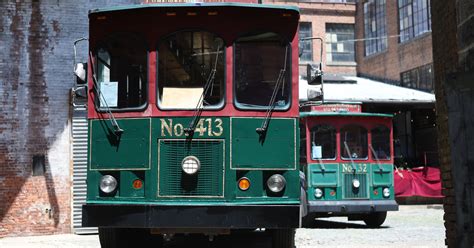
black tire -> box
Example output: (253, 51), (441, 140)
(301, 213), (317, 228)
(99, 228), (163, 248)
(98, 228), (121, 248)
(271, 228), (296, 248)
(363, 211), (387, 228)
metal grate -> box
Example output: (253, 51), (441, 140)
(343, 173), (368, 199)
(158, 139), (224, 197)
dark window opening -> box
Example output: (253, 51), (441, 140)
(299, 22), (313, 62)
(310, 124), (336, 160)
(32, 155), (45, 176)
(400, 64), (434, 92)
(96, 33), (147, 110)
(234, 32), (291, 109)
(371, 125), (391, 160)
(158, 31), (225, 109)
(341, 125), (368, 160)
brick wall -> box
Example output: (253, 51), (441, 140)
(355, 0), (433, 84)
(267, 0), (357, 76)
(0, 0), (139, 237)
(431, 0), (474, 247)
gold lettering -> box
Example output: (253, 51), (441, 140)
(174, 123), (184, 137)
(161, 119), (173, 137)
(213, 118), (223, 136)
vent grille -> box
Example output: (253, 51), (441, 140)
(343, 173), (368, 199)
(158, 139), (224, 197)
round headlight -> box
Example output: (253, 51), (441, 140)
(352, 179), (360, 188)
(100, 175), (117, 194)
(383, 187), (390, 198)
(314, 188), (323, 198)
(182, 156), (201, 175)
(267, 174), (286, 193)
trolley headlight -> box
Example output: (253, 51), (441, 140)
(383, 187), (390, 198)
(352, 179), (361, 189)
(314, 188), (323, 199)
(267, 174), (286, 193)
(182, 156), (200, 175)
(100, 175), (117, 194)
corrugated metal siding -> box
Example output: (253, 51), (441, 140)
(71, 104), (97, 234)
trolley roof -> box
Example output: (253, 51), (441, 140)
(300, 111), (393, 118)
(89, 3), (300, 15)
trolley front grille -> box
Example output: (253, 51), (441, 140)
(158, 139), (224, 197)
(343, 173), (368, 199)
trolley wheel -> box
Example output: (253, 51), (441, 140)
(363, 211), (387, 228)
(271, 228), (295, 248)
(98, 228), (121, 248)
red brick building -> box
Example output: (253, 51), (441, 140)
(267, 0), (357, 76)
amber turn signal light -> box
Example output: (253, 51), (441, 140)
(132, 179), (143, 190)
(238, 177), (250, 191)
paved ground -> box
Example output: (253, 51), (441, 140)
(0, 205), (445, 248)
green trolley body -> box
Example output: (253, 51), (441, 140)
(299, 104), (398, 227)
(78, 3), (302, 246)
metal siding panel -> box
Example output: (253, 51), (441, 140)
(71, 107), (97, 234)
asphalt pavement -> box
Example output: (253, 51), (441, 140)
(0, 205), (445, 248)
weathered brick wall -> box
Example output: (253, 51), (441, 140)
(431, 0), (474, 247)
(0, 0), (139, 237)
(354, 0), (433, 84)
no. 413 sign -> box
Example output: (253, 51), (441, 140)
(160, 118), (223, 137)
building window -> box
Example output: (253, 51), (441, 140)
(400, 64), (434, 92)
(364, 0), (387, 56)
(326, 24), (355, 63)
(299, 22), (313, 62)
(398, 0), (431, 43)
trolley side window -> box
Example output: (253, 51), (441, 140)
(341, 125), (368, 160)
(234, 32), (291, 109)
(96, 33), (147, 110)
(310, 124), (336, 160)
(371, 125), (391, 160)
(157, 31), (225, 109)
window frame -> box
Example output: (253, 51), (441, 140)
(155, 29), (227, 111)
(299, 22), (313, 62)
(370, 124), (392, 161)
(309, 123), (338, 161)
(363, 0), (388, 56)
(232, 31), (292, 111)
(340, 124), (369, 161)
(94, 32), (149, 113)
(325, 23), (356, 64)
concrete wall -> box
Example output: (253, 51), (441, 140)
(0, 0), (139, 237)
(431, 0), (474, 247)
(355, 0), (433, 84)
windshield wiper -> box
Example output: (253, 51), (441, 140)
(369, 144), (383, 172)
(256, 46), (288, 135)
(184, 45), (221, 136)
(88, 51), (123, 136)
(343, 140), (357, 173)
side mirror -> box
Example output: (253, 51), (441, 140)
(73, 85), (87, 98)
(307, 63), (323, 86)
(74, 63), (87, 84)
